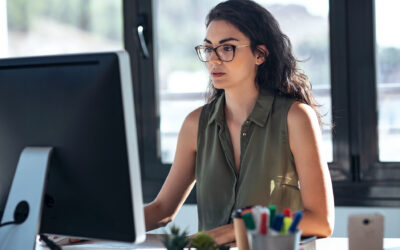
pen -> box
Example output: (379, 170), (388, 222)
(251, 206), (263, 232)
(239, 205), (254, 216)
(268, 205), (276, 228)
(241, 208), (253, 215)
(289, 211), (304, 234)
(283, 208), (291, 218)
(271, 213), (284, 234)
(232, 208), (243, 219)
(242, 211), (256, 231)
(259, 212), (268, 235)
(281, 216), (292, 235)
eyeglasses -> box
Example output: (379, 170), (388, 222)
(195, 44), (250, 62)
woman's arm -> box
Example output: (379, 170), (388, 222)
(204, 224), (235, 245)
(287, 102), (335, 237)
(144, 108), (201, 231)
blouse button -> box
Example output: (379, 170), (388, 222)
(242, 132), (247, 136)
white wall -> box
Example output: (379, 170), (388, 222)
(148, 205), (198, 235)
(149, 205), (400, 237)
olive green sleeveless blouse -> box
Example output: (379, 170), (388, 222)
(195, 89), (303, 231)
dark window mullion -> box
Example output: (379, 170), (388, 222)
(328, 0), (400, 206)
(344, 0), (400, 205)
(346, 0), (379, 180)
(138, 0), (172, 201)
(346, 0), (400, 183)
(124, 0), (169, 203)
(369, 163), (400, 181)
(123, 0), (144, 168)
(329, 0), (352, 181)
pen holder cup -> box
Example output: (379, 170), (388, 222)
(248, 230), (302, 250)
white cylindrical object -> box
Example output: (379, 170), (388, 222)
(249, 230), (301, 250)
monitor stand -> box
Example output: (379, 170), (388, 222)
(0, 147), (53, 250)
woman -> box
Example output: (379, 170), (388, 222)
(145, 0), (334, 244)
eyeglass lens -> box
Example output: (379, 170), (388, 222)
(198, 45), (234, 62)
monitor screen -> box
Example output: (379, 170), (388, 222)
(0, 51), (145, 243)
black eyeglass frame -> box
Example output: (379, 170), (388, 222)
(194, 44), (250, 62)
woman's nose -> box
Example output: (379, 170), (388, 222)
(208, 51), (222, 65)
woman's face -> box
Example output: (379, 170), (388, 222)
(204, 20), (263, 91)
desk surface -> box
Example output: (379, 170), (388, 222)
(36, 234), (400, 250)
(315, 238), (400, 250)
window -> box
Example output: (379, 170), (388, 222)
(261, 0), (332, 162)
(154, 0), (211, 163)
(375, 0), (400, 162)
(6, 0), (398, 205)
(2, 0), (123, 58)
(131, 0), (400, 205)
(154, 0), (333, 164)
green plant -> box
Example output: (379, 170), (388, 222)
(162, 225), (190, 250)
(190, 232), (217, 250)
(162, 225), (230, 250)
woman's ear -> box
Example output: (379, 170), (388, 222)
(255, 45), (269, 65)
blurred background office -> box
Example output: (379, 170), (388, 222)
(1, 0), (399, 237)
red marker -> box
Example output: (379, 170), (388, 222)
(283, 208), (291, 218)
(259, 212), (268, 235)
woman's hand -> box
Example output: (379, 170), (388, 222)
(37, 235), (86, 246)
(191, 224), (235, 246)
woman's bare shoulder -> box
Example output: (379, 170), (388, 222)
(179, 106), (203, 151)
(184, 106), (203, 127)
(287, 101), (318, 128)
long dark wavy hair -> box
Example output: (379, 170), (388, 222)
(205, 0), (323, 125)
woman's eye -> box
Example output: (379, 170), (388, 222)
(204, 47), (213, 53)
(223, 45), (234, 51)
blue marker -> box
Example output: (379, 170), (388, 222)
(289, 211), (304, 233)
(272, 213), (284, 232)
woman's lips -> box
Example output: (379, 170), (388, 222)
(211, 72), (226, 77)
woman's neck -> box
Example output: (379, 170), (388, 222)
(224, 83), (259, 125)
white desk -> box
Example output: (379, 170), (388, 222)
(36, 235), (400, 250)
(36, 234), (165, 250)
(315, 238), (400, 250)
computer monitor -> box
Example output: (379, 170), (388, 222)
(0, 51), (146, 248)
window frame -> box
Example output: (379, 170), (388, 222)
(331, 0), (400, 206)
(123, 0), (183, 203)
(124, 0), (400, 206)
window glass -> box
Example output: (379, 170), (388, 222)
(2, 0), (122, 58)
(154, 0), (332, 163)
(375, 0), (400, 161)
